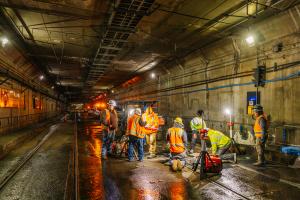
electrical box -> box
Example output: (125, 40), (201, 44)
(247, 91), (260, 115)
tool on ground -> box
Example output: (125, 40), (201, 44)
(118, 136), (138, 159)
(192, 126), (222, 179)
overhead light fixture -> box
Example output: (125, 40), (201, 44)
(245, 35), (255, 46)
(111, 90), (114, 93)
(53, 39), (61, 44)
(1, 37), (9, 47)
(39, 75), (44, 80)
(150, 72), (156, 79)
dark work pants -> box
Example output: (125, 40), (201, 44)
(128, 135), (144, 161)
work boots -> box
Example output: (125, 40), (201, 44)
(177, 160), (183, 171)
(253, 158), (265, 166)
(147, 154), (157, 159)
(172, 159), (184, 171)
(172, 159), (178, 171)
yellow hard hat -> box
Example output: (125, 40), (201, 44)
(174, 117), (183, 125)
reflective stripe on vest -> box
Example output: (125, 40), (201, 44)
(168, 127), (185, 153)
(128, 115), (145, 138)
(142, 112), (159, 134)
(254, 115), (267, 138)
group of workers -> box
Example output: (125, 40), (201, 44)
(99, 99), (269, 170)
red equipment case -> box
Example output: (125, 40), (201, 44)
(205, 155), (223, 173)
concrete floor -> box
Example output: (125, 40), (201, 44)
(0, 123), (73, 200)
(78, 121), (300, 200)
(0, 120), (299, 200)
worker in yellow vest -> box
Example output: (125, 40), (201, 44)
(252, 104), (269, 166)
(166, 117), (188, 171)
(189, 109), (207, 154)
(126, 108), (146, 162)
(100, 100), (118, 160)
(142, 106), (159, 159)
(201, 128), (231, 156)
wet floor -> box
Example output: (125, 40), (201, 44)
(0, 123), (73, 200)
(78, 121), (192, 200)
(78, 121), (300, 200)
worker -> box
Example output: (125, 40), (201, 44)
(126, 108), (146, 162)
(200, 128), (232, 158)
(142, 106), (159, 159)
(189, 109), (207, 154)
(166, 117), (188, 171)
(252, 104), (269, 166)
(100, 100), (118, 160)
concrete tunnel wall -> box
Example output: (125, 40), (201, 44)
(0, 30), (64, 135)
(115, 5), (300, 147)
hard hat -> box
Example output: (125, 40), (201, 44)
(134, 108), (142, 115)
(107, 100), (117, 107)
(174, 117), (183, 125)
(253, 104), (263, 112)
(191, 117), (201, 126)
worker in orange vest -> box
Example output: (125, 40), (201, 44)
(100, 100), (118, 160)
(166, 117), (188, 171)
(252, 104), (269, 166)
(142, 106), (159, 159)
(126, 108), (146, 162)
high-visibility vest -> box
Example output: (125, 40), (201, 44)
(142, 110), (159, 134)
(127, 114), (145, 138)
(207, 130), (231, 155)
(254, 115), (268, 138)
(102, 109), (117, 130)
(190, 117), (206, 131)
(168, 127), (185, 154)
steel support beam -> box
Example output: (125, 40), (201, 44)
(0, 1), (103, 18)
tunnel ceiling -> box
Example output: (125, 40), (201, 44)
(0, 0), (298, 102)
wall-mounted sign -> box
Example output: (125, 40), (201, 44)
(247, 91), (260, 115)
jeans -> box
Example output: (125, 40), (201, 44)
(256, 137), (266, 163)
(102, 129), (115, 157)
(128, 136), (144, 161)
(146, 133), (157, 155)
(169, 152), (186, 166)
(190, 130), (199, 151)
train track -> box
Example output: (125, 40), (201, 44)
(0, 124), (58, 191)
(185, 163), (252, 200)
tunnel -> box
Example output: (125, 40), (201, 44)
(0, 0), (299, 199)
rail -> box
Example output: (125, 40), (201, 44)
(0, 123), (57, 191)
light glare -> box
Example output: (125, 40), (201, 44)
(151, 72), (156, 79)
(246, 35), (255, 45)
(224, 108), (231, 115)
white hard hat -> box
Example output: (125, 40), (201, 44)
(108, 100), (117, 107)
(134, 108), (142, 115)
(191, 117), (201, 126)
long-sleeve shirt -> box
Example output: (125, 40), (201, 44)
(207, 129), (231, 155)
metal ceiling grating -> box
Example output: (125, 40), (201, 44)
(85, 0), (155, 87)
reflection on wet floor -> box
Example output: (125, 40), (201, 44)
(78, 121), (300, 200)
(79, 123), (105, 199)
(78, 121), (191, 200)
